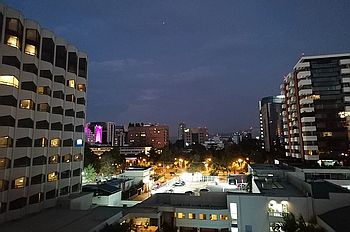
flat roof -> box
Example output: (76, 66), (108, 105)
(254, 179), (305, 197)
(318, 206), (350, 232)
(250, 164), (294, 171)
(1, 206), (124, 232)
(311, 181), (350, 199)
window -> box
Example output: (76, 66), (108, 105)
(0, 202), (6, 214)
(188, 213), (196, 219)
(177, 213), (185, 219)
(23, 63), (38, 75)
(13, 157), (30, 168)
(65, 109), (75, 117)
(32, 156), (46, 166)
(0, 158), (11, 169)
(19, 99), (35, 110)
(75, 139), (83, 147)
(60, 186), (70, 196)
(61, 170), (71, 179)
(25, 29), (40, 57)
(17, 118), (34, 128)
(73, 154), (82, 162)
(29, 192), (43, 204)
(68, 52), (78, 74)
(72, 183), (80, 192)
(268, 200), (289, 217)
(78, 57), (87, 78)
(75, 125), (84, 132)
(66, 94), (75, 102)
(5, 18), (23, 50)
(21, 81), (36, 92)
(2, 56), (20, 69)
(52, 106), (63, 115)
(67, 79), (75, 88)
(37, 103), (50, 113)
(15, 137), (31, 147)
(37, 86), (51, 96)
(46, 189), (57, 199)
(51, 122), (62, 131)
(0, 136), (13, 148)
(210, 214), (218, 221)
(0, 180), (9, 191)
(77, 97), (85, 105)
(49, 154), (59, 164)
(50, 138), (61, 147)
(220, 215), (229, 220)
(53, 91), (64, 100)
(41, 38), (54, 64)
(77, 84), (86, 92)
(230, 203), (238, 224)
(322, 132), (333, 137)
(47, 172), (58, 182)
(9, 197), (26, 210)
(0, 13), (3, 47)
(0, 95), (17, 107)
(62, 154), (72, 163)
(73, 168), (81, 176)
(55, 45), (67, 69)
(76, 111), (85, 118)
(39, 70), (53, 80)
(0, 75), (19, 88)
(54, 75), (65, 84)
(36, 120), (49, 129)
(12, 176), (27, 189)
(64, 124), (74, 131)
(34, 137), (48, 147)
(63, 139), (73, 147)
(0, 115), (15, 127)
(31, 174), (45, 185)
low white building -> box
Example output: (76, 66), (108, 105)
(119, 167), (153, 192)
(82, 183), (122, 207)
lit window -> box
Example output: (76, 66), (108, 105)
(0, 75), (19, 88)
(14, 177), (26, 189)
(0, 136), (13, 148)
(47, 172), (58, 182)
(268, 200), (289, 217)
(220, 214), (228, 220)
(24, 44), (37, 56)
(210, 214), (218, 221)
(177, 213), (185, 219)
(67, 80), (75, 88)
(77, 84), (86, 92)
(6, 35), (20, 48)
(199, 214), (206, 220)
(62, 154), (72, 163)
(322, 132), (333, 137)
(49, 154), (59, 164)
(20, 99), (34, 110)
(73, 153), (82, 162)
(50, 138), (61, 147)
(75, 139), (83, 147)
(188, 213), (196, 219)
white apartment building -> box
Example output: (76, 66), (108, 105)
(0, 4), (87, 223)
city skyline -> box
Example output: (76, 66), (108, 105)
(3, 0), (350, 136)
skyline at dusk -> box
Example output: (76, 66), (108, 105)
(4, 0), (350, 136)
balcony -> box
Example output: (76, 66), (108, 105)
(298, 79), (312, 88)
(340, 59), (350, 65)
(299, 98), (313, 105)
(299, 89), (312, 96)
(302, 126), (317, 132)
(301, 117), (315, 123)
(341, 77), (350, 83)
(304, 145), (318, 151)
(300, 107), (314, 113)
(303, 136), (318, 142)
(294, 61), (310, 70)
(297, 71), (311, 79)
(341, 68), (350, 75)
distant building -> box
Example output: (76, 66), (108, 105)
(184, 127), (209, 146)
(178, 122), (186, 140)
(114, 125), (126, 146)
(85, 122), (115, 146)
(203, 135), (225, 150)
(127, 123), (169, 149)
(232, 132), (241, 144)
(259, 95), (284, 152)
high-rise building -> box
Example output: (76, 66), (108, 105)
(127, 123), (169, 149)
(259, 95), (284, 152)
(0, 4), (87, 222)
(177, 122), (186, 141)
(114, 125), (126, 146)
(183, 127), (209, 146)
(281, 53), (350, 161)
(85, 122), (115, 146)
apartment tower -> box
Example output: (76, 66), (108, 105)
(0, 4), (87, 222)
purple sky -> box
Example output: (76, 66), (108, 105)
(4, 0), (350, 136)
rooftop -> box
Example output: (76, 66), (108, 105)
(318, 206), (350, 232)
(254, 179), (305, 197)
(311, 181), (350, 199)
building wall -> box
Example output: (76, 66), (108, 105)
(92, 191), (122, 207)
(0, 4), (87, 222)
(127, 124), (169, 149)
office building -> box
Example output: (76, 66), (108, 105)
(114, 125), (126, 146)
(281, 53), (350, 161)
(259, 95), (284, 152)
(0, 4), (87, 222)
(85, 122), (115, 146)
(184, 127), (209, 146)
(178, 122), (186, 141)
(127, 123), (169, 149)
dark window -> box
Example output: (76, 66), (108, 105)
(54, 75), (65, 84)
(52, 106), (63, 115)
(21, 81), (36, 92)
(5, 18), (23, 50)
(0, 13), (3, 44)
(13, 157), (30, 168)
(0, 95), (17, 107)
(34, 138), (48, 147)
(0, 180), (9, 191)
(78, 58), (87, 78)
(55, 45), (67, 69)
(64, 124), (74, 132)
(0, 202), (6, 214)
(2, 56), (20, 69)
(40, 70), (53, 80)
(76, 111), (85, 118)
(45, 189), (57, 199)
(29, 192), (43, 204)
(51, 122), (62, 131)
(61, 170), (71, 179)
(53, 91), (64, 100)
(36, 120), (49, 129)
(37, 103), (50, 113)
(65, 109), (75, 117)
(0, 116), (15, 127)
(25, 29), (40, 57)
(17, 118), (34, 128)
(37, 86), (51, 96)
(32, 156), (46, 166)
(68, 52), (77, 74)
(75, 125), (84, 132)
(77, 97), (85, 105)
(60, 186), (69, 196)
(73, 168), (81, 177)
(41, 38), (54, 63)
(9, 197), (26, 210)
(63, 139), (73, 147)
(16, 137), (32, 147)
(31, 174), (45, 185)
(22, 63), (38, 75)
(72, 183), (80, 192)
(66, 94), (75, 102)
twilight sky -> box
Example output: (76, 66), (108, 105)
(3, 0), (350, 136)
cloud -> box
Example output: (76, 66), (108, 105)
(90, 58), (154, 72)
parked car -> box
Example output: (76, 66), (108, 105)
(173, 180), (185, 187)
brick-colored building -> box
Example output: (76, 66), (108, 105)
(127, 123), (169, 149)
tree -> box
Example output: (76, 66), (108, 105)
(83, 142), (99, 168)
(99, 155), (116, 177)
(83, 164), (97, 183)
(272, 213), (325, 232)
